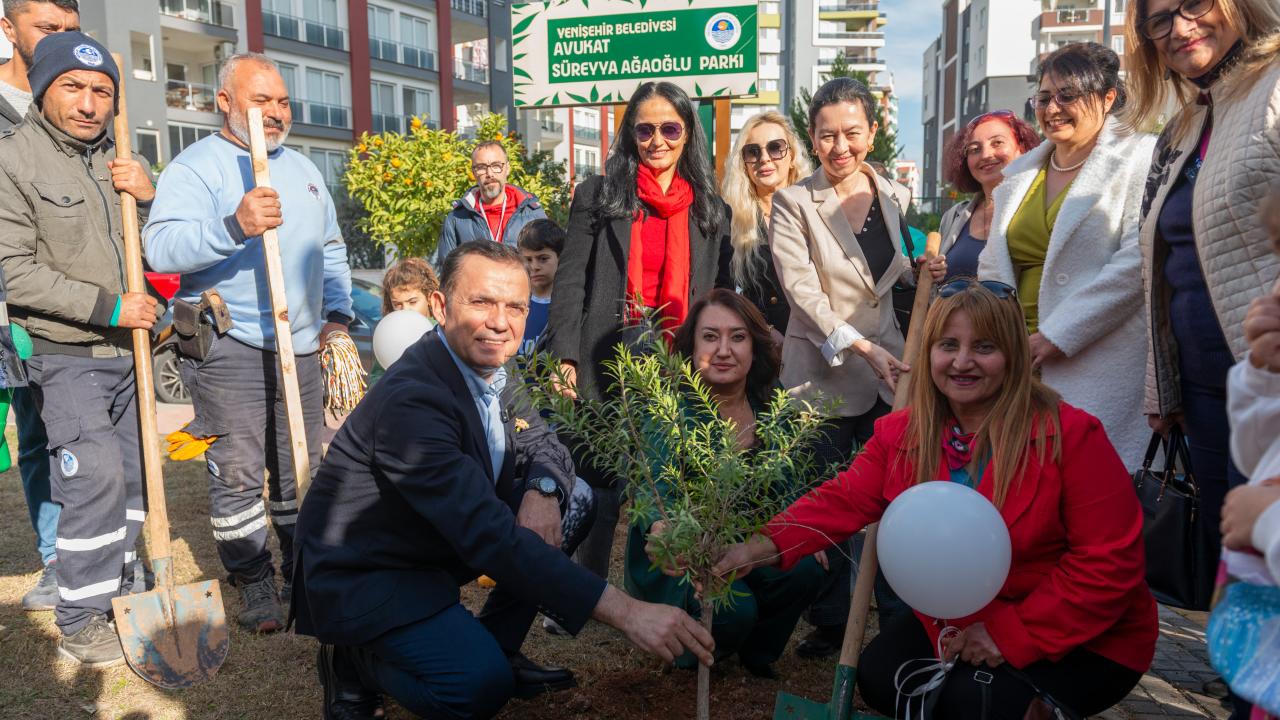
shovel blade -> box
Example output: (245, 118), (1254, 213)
(774, 692), (832, 720)
(111, 580), (229, 689)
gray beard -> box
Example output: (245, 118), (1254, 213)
(479, 182), (504, 203)
(228, 110), (290, 152)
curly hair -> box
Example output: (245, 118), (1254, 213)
(943, 112), (1042, 194)
(380, 257), (440, 315)
(672, 289), (780, 406)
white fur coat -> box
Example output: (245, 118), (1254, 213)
(978, 118), (1158, 470)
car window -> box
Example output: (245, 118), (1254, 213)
(351, 282), (384, 325)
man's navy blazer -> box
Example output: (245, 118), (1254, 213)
(292, 330), (607, 646)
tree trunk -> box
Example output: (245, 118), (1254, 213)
(697, 603), (713, 720)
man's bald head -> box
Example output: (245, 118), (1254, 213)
(216, 52), (291, 151)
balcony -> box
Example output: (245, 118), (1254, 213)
(263, 11), (347, 51)
(451, 0), (488, 17)
(573, 125), (600, 143)
(817, 30), (883, 40)
(159, 0), (234, 28)
(372, 113), (400, 134)
(302, 100), (351, 129)
(818, 2), (878, 10)
(453, 59), (489, 84)
(573, 163), (597, 178)
(165, 79), (217, 113)
(370, 38), (439, 71)
(540, 120), (564, 134)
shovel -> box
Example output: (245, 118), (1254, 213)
(108, 54), (229, 688)
(775, 232), (943, 720)
(245, 107), (312, 499)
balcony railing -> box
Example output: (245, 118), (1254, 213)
(453, 59), (489, 84)
(1057, 8), (1091, 22)
(302, 100), (351, 129)
(818, 2), (879, 11)
(451, 0), (488, 17)
(263, 11), (347, 51)
(372, 113), (400, 134)
(159, 0), (235, 28)
(165, 79), (217, 112)
(817, 30), (883, 39)
(456, 124), (478, 139)
(370, 38), (438, 71)
(540, 120), (564, 134)
(573, 163), (597, 177)
(574, 126), (600, 142)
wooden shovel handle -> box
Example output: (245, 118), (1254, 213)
(111, 55), (173, 583)
(839, 231), (943, 665)
(246, 108), (312, 499)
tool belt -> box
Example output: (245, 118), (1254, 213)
(172, 290), (233, 362)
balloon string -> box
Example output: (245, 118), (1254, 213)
(894, 625), (960, 720)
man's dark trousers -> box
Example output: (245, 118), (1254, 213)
(27, 354), (144, 634)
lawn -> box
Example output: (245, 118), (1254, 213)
(0, 435), (843, 719)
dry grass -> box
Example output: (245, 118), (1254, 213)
(0, 431), (840, 719)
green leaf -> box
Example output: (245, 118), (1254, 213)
(513, 34), (527, 47)
(589, 85), (599, 102)
(514, 66), (533, 80)
(749, 82), (757, 94)
(512, 12), (538, 36)
(513, 52), (526, 61)
(567, 92), (588, 103)
(694, 82), (703, 97)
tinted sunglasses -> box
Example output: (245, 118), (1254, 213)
(1139, 0), (1214, 40)
(742, 139), (790, 164)
(1029, 89), (1086, 110)
(934, 278), (1018, 300)
(634, 121), (684, 143)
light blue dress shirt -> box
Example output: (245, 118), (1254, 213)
(441, 334), (507, 480)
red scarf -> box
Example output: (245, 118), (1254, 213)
(627, 164), (694, 331)
(943, 420), (976, 471)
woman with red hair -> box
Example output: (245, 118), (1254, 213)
(939, 111), (1041, 280)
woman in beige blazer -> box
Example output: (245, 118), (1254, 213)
(768, 77), (943, 657)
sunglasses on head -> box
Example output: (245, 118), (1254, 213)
(634, 121), (684, 143)
(934, 278), (1018, 300)
(965, 109), (1017, 131)
(742, 139), (790, 164)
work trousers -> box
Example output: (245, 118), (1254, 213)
(13, 385), (58, 565)
(27, 354), (144, 635)
(337, 478), (596, 720)
(181, 335), (322, 587)
(858, 611), (1142, 719)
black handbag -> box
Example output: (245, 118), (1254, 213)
(1132, 428), (1214, 610)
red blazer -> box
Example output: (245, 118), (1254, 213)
(765, 402), (1157, 673)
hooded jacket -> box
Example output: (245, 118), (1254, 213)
(435, 184), (547, 265)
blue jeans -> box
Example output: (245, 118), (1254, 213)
(13, 385), (57, 566)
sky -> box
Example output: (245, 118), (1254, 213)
(880, 0), (943, 166)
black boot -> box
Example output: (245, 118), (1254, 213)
(317, 644), (385, 720)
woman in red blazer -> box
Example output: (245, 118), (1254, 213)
(714, 279), (1157, 718)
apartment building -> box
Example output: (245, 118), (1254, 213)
(919, 0), (1039, 207)
(1033, 0), (1129, 70)
(74, 0), (509, 194)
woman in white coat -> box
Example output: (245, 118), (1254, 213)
(978, 42), (1156, 470)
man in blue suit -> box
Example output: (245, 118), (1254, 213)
(293, 241), (714, 720)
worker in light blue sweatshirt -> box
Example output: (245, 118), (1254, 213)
(142, 52), (352, 635)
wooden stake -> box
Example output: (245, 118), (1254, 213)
(713, 97), (730, 183)
(246, 107), (312, 499)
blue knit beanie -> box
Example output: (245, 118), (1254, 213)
(27, 32), (119, 111)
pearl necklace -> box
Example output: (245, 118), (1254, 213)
(1049, 148), (1087, 173)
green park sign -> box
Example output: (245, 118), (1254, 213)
(511, 0), (760, 108)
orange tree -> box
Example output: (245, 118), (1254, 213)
(344, 112), (569, 260)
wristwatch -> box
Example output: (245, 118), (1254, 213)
(526, 476), (562, 501)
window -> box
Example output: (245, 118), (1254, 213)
(304, 68), (348, 128)
(303, 0), (338, 25)
(762, 28), (779, 42)
(310, 149), (347, 195)
(368, 5), (393, 39)
(400, 15), (434, 69)
(277, 62), (298, 99)
(1112, 35), (1125, 54)
(403, 86), (433, 124)
(130, 32), (155, 81)
(760, 78), (778, 91)
(371, 81), (397, 133)
(136, 129), (160, 166)
(494, 39), (508, 72)
(168, 123), (217, 157)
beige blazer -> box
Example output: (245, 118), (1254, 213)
(769, 165), (912, 417)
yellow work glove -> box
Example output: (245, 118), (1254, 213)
(164, 428), (218, 461)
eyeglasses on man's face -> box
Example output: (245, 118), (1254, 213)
(742, 139), (790, 165)
(1140, 0), (1215, 40)
(472, 161), (507, 176)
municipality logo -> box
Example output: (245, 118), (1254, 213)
(73, 44), (104, 68)
(705, 13), (740, 51)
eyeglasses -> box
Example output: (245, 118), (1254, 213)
(1029, 89), (1086, 110)
(1139, 0), (1215, 40)
(934, 278), (1018, 301)
(965, 109), (1017, 131)
(634, 121), (684, 143)
(471, 161), (507, 176)
(742, 139), (791, 165)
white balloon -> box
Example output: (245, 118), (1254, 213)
(372, 310), (434, 368)
(877, 482), (1012, 620)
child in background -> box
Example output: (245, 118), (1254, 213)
(1211, 187), (1280, 720)
(381, 257), (439, 320)
(516, 219), (565, 358)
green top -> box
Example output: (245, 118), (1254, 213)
(1006, 166), (1071, 334)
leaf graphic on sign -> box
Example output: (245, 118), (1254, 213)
(514, 52), (526, 61)
(515, 67), (533, 80)
(590, 85), (599, 102)
(695, 83), (704, 97)
(749, 82), (757, 94)
(568, 92), (588, 104)
(514, 34), (526, 46)
(512, 12), (538, 36)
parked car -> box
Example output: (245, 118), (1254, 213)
(150, 276), (385, 405)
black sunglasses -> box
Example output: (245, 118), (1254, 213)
(742, 139), (790, 165)
(934, 278), (1018, 301)
(634, 121), (684, 143)
(1139, 0), (1215, 40)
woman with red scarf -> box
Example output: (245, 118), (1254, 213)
(543, 81), (732, 583)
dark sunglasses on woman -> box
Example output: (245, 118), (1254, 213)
(1139, 0), (1214, 40)
(742, 139), (790, 165)
(634, 121), (684, 143)
(934, 278), (1018, 300)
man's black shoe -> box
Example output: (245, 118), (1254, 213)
(795, 624), (845, 659)
(317, 644), (385, 720)
(509, 652), (577, 699)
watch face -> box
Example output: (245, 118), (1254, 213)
(538, 477), (557, 494)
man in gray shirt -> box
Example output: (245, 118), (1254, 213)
(0, 0), (80, 612)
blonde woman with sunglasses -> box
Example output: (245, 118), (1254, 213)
(720, 111), (811, 342)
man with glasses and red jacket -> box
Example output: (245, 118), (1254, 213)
(435, 141), (547, 265)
